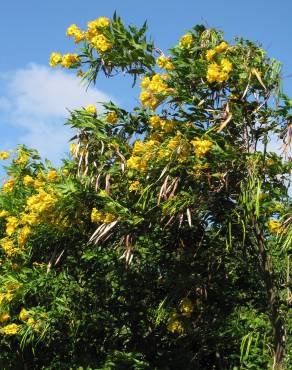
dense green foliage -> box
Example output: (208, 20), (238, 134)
(0, 15), (291, 369)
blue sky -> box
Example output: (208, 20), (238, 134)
(0, 0), (291, 165)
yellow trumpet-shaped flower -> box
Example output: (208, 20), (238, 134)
(179, 33), (193, 49)
(19, 308), (30, 321)
(0, 323), (21, 335)
(49, 52), (62, 67)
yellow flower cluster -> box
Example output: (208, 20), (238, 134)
(191, 138), (213, 158)
(61, 54), (80, 68)
(66, 24), (85, 43)
(25, 188), (59, 225)
(206, 42), (229, 62)
(129, 181), (140, 192)
(15, 149), (29, 166)
(215, 41), (229, 53)
(178, 33), (193, 49)
(49, 52), (62, 67)
(91, 208), (117, 224)
(0, 151), (10, 160)
(47, 170), (58, 182)
(179, 297), (194, 317)
(2, 178), (15, 193)
(207, 58), (233, 83)
(50, 53), (79, 68)
(157, 55), (174, 71)
(86, 17), (112, 53)
(149, 115), (176, 133)
(0, 210), (9, 217)
(23, 175), (34, 186)
(206, 49), (216, 61)
(50, 17), (112, 67)
(106, 111), (119, 124)
(17, 225), (31, 247)
(88, 16), (110, 30)
(91, 34), (113, 53)
(0, 238), (20, 257)
(127, 139), (159, 172)
(140, 74), (173, 111)
(6, 216), (19, 236)
(167, 313), (184, 334)
(0, 323), (21, 335)
(268, 219), (282, 234)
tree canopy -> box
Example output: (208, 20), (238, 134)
(0, 14), (291, 369)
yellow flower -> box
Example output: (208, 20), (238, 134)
(221, 58), (233, 73)
(103, 213), (117, 223)
(140, 76), (151, 89)
(66, 24), (85, 43)
(19, 308), (29, 321)
(15, 152), (28, 166)
(0, 210), (9, 217)
(33, 178), (43, 190)
(61, 54), (79, 68)
(5, 216), (19, 236)
(207, 60), (232, 83)
(47, 170), (58, 182)
(139, 73), (172, 110)
(0, 151), (10, 160)
(49, 52), (62, 67)
(206, 49), (216, 61)
(215, 41), (229, 53)
(0, 323), (21, 335)
(179, 33), (193, 49)
(3, 178), (15, 193)
(88, 17), (110, 30)
(85, 104), (97, 114)
(129, 181), (140, 192)
(91, 208), (103, 223)
(17, 225), (31, 246)
(127, 156), (141, 170)
(268, 219), (282, 234)
(1, 238), (20, 257)
(0, 313), (10, 323)
(179, 298), (194, 317)
(206, 63), (221, 83)
(191, 138), (213, 158)
(21, 212), (38, 226)
(167, 132), (182, 150)
(106, 112), (118, 124)
(90, 34), (113, 53)
(167, 314), (184, 334)
(149, 115), (161, 129)
(132, 140), (145, 156)
(23, 175), (34, 186)
(157, 55), (174, 70)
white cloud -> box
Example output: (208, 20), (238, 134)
(0, 64), (113, 162)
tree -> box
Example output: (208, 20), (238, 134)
(0, 14), (291, 369)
